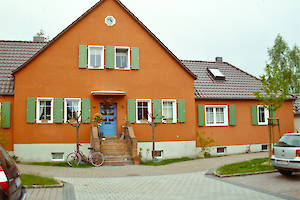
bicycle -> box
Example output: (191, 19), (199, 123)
(66, 144), (105, 167)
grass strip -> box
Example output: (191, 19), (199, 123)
(140, 157), (195, 166)
(23, 161), (92, 168)
(21, 174), (59, 186)
(216, 157), (275, 175)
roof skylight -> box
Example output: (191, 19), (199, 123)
(207, 68), (225, 80)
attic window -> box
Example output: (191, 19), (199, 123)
(208, 68), (225, 80)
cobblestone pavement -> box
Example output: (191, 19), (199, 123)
(21, 152), (287, 200)
(59, 172), (283, 200)
(224, 172), (300, 200)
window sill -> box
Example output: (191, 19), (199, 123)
(88, 66), (104, 70)
(205, 124), (228, 127)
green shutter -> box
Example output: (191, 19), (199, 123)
(78, 45), (87, 69)
(251, 105), (258, 125)
(178, 99), (186, 123)
(131, 47), (140, 70)
(271, 108), (276, 125)
(27, 98), (35, 123)
(105, 46), (115, 69)
(153, 100), (161, 123)
(82, 98), (91, 123)
(198, 105), (205, 126)
(127, 100), (135, 123)
(54, 98), (63, 123)
(1, 102), (11, 128)
(229, 105), (236, 126)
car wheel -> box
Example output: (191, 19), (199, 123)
(278, 170), (293, 176)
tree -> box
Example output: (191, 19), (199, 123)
(267, 34), (300, 94)
(254, 34), (299, 163)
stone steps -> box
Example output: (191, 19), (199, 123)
(100, 138), (133, 165)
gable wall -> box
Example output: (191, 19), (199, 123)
(13, 0), (195, 146)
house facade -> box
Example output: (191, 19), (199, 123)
(0, 0), (295, 162)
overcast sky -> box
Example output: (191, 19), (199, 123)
(0, 0), (299, 77)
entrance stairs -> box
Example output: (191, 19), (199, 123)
(101, 138), (133, 165)
(90, 126), (138, 166)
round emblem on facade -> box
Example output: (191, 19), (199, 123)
(105, 16), (116, 26)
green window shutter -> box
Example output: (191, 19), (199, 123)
(27, 98), (35, 123)
(153, 99), (161, 123)
(178, 99), (186, 123)
(251, 105), (258, 125)
(1, 102), (11, 128)
(105, 46), (115, 69)
(82, 98), (91, 123)
(54, 98), (63, 123)
(78, 45), (87, 69)
(271, 109), (276, 125)
(198, 105), (205, 126)
(127, 100), (135, 123)
(229, 105), (236, 126)
(131, 47), (140, 70)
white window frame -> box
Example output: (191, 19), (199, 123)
(205, 105), (228, 126)
(36, 97), (54, 123)
(257, 105), (269, 125)
(88, 45), (104, 69)
(136, 99), (152, 123)
(162, 99), (177, 123)
(115, 46), (130, 70)
(64, 98), (81, 123)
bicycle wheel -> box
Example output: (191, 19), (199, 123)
(90, 152), (104, 167)
(66, 152), (81, 167)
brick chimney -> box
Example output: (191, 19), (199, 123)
(215, 57), (223, 63)
(33, 36), (45, 42)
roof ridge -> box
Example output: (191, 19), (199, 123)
(0, 40), (47, 44)
(12, 0), (197, 79)
(181, 59), (260, 81)
(222, 61), (260, 81)
(181, 59), (216, 64)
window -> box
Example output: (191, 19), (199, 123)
(36, 98), (53, 123)
(205, 105), (228, 126)
(162, 99), (177, 123)
(208, 68), (225, 80)
(88, 45), (104, 69)
(217, 147), (226, 154)
(64, 98), (81, 123)
(136, 99), (151, 123)
(51, 152), (64, 161)
(257, 105), (269, 125)
(261, 144), (268, 151)
(115, 47), (130, 69)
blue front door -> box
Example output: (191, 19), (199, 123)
(100, 103), (117, 136)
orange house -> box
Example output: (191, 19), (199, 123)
(0, 0), (294, 162)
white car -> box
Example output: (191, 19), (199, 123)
(271, 133), (300, 176)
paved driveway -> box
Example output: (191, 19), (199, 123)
(21, 152), (297, 200)
(224, 172), (300, 200)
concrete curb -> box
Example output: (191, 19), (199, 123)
(24, 181), (64, 189)
(209, 169), (278, 178)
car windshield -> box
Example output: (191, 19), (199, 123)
(276, 135), (300, 147)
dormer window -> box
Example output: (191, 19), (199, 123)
(115, 47), (130, 70)
(208, 68), (225, 80)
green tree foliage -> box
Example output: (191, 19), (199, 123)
(255, 34), (300, 112)
(266, 34), (300, 94)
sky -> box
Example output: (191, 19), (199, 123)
(0, 0), (299, 77)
